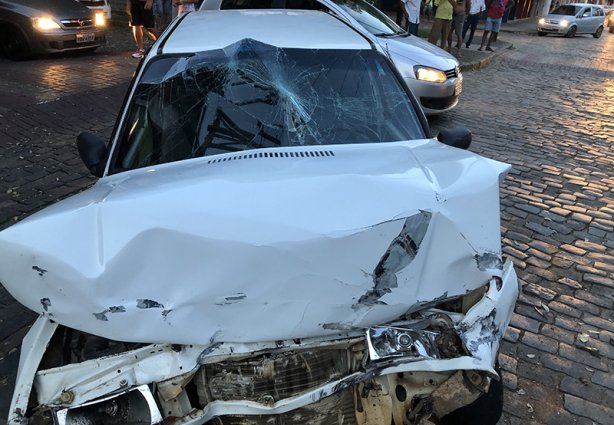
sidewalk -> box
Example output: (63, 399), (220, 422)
(387, 14), (539, 72)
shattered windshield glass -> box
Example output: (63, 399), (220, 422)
(111, 39), (424, 172)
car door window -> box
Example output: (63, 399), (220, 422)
(581, 8), (591, 17)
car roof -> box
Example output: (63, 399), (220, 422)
(161, 10), (372, 54)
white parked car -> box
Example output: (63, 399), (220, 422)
(79, 0), (111, 20)
(537, 3), (605, 38)
(1, 9), (518, 425)
(200, 0), (463, 115)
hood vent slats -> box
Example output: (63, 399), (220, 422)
(206, 150), (335, 165)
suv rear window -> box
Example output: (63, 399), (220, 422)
(111, 40), (425, 172)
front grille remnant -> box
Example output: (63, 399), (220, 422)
(217, 389), (358, 425)
(197, 349), (350, 404)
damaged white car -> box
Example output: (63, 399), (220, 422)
(0, 9), (518, 425)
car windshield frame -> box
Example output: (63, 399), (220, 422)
(108, 40), (427, 174)
(331, 0), (407, 36)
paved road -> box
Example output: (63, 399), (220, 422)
(0, 28), (613, 424)
(0, 27), (138, 422)
(430, 32), (614, 425)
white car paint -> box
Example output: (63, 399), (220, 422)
(80, 0), (111, 20)
(0, 140), (510, 344)
(164, 10), (371, 52)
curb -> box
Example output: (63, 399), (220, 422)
(460, 43), (514, 72)
(500, 29), (539, 36)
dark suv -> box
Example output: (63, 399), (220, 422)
(0, 0), (107, 60)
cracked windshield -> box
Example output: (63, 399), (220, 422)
(113, 39), (424, 172)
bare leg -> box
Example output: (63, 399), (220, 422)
(145, 27), (158, 41)
(133, 25), (144, 51)
(486, 32), (497, 51)
(428, 19), (442, 44)
(478, 30), (489, 51)
(440, 23), (447, 50)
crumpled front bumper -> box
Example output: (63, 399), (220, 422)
(8, 261), (518, 425)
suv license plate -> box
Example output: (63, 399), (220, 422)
(76, 33), (95, 43)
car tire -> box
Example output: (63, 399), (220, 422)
(565, 26), (577, 38)
(537, 31), (547, 36)
(593, 26), (603, 38)
(0, 26), (30, 60)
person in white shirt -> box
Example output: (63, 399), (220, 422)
(402, 0), (421, 36)
(462, 0), (485, 48)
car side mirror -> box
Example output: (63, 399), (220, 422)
(77, 132), (108, 177)
(437, 127), (472, 150)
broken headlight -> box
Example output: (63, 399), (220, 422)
(54, 386), (162, 425)
(366, 314), (465, 361)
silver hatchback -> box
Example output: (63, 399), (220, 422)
(537, 3), (606, 38)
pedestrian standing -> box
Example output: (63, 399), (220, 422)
(462, 0), (484, 48)
(153, 0), (172, 34)
(403, 0), (421, 36)
(478, 0), (515, 51)
(129, 0), (158, 59)
(174, 0), (197, 15)
(423, 0), (435, 20)
(448, 0), (470, 56)
(396, 0), (405, 26)
(550, 1), (560, 12)
(427, 0), (456, 50)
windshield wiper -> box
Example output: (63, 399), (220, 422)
(373, 32), (397, 38)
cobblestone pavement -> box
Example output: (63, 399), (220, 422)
(0, 27), (613, 424)
(0, 26), (138, 422)
(430, 32), (614, 425)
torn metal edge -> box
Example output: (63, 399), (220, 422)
(8, 316), (58, 425)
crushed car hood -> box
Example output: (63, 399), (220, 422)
(0, 140), (510, 345)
